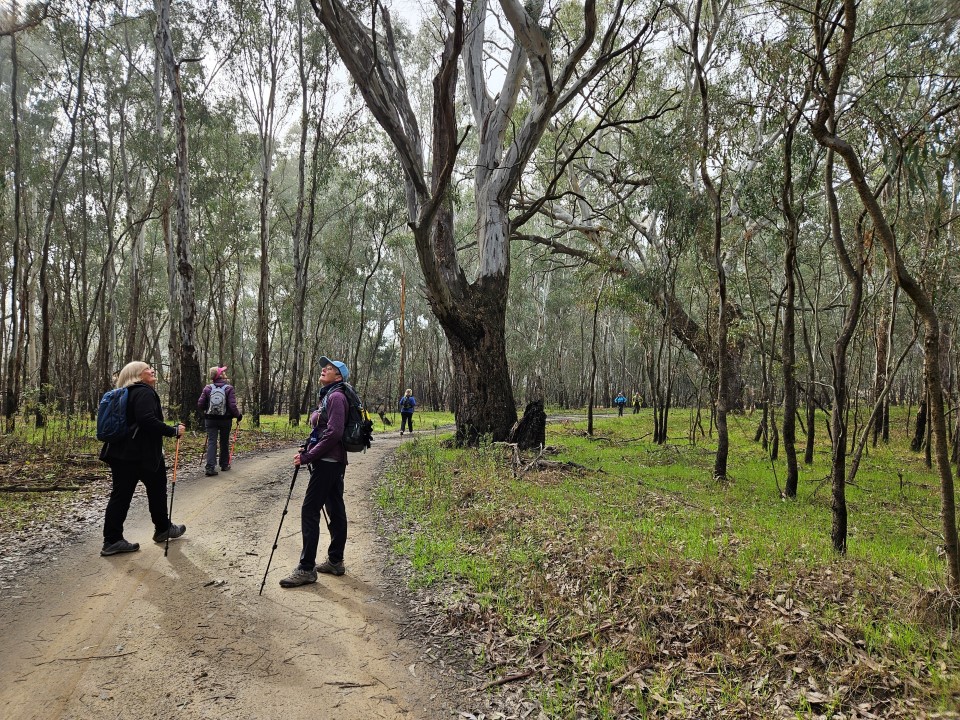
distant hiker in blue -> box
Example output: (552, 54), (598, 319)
(614, 392), (627, 416)
(399, 388), (416, 436)
(197, 366), (242, 476)
(98, 361), (186, 557)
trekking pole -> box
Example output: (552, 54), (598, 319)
(259, 464), (301, 595)
(230, 421), (240, 465)
(165, 434), (181, 557)
(322, 506), (331, 535)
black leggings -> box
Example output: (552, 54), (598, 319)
(103, 461), (170, 543)
(299, 461), (347, 569)
(400, 413), (414, 433)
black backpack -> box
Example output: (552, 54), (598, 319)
(339, 385), (374, 452)
(308, 384), (373, 453)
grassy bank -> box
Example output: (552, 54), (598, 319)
(377, 408), (960, 718)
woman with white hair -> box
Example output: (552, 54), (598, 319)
(98, 361), (186, 556)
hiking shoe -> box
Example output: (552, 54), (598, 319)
(101, 539), (140, 556)
(279, 566), (318, 588)
(315, 559), (345, 576)
(205, 467), (218, 476)
(221, 464), (231, 471)
(153, 523), (186, 543)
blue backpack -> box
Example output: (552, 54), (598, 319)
(96, 387), (137, 443)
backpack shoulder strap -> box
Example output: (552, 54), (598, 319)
(339, 384), (360, 406)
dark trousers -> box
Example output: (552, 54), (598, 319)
(400, 412), (414, 433)
(633, 403), (640, 414)
(205, 419), (232, 469)
(299, 461), (347, 570)
(103, 461), (170, 543)
(617, 404), (625, 416)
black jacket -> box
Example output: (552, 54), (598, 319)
(100, 382), (178, 471)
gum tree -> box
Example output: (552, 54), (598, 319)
(808, 0), (960, 586)
(311, 0), (661, 444)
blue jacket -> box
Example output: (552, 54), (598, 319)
(399, 395), (416, 413)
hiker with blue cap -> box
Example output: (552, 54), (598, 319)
(279, 356), (350, 587)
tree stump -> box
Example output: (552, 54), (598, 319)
(508, 400), (546, 450)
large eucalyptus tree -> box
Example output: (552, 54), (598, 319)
(156, 0), (203, 425)
(311, 0), (661, 444)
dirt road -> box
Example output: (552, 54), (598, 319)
(0, 436), (459, 720)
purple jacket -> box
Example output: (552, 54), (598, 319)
(301, 387), (348, 465)
(197, 382), (242, 421)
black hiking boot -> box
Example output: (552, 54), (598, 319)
(101, 539), (140, 556)
(316, 559), (345, 576)
(153, 523), (186, 543)
(205, 466), (218, 476)
(279, 566), (318, 588)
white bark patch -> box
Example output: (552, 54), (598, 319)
(478, 197), (509, 277)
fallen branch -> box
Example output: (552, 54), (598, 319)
(478, 667), (535, 691)
(561, 620), (624, 643)
(534, 459), (588, 472)
(503, 442), (590, 477)
(612, 665), (646, 688)
(522, 444), (547, 474)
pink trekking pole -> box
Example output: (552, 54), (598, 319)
(230, 421), (240, 465)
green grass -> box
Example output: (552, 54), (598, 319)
(377, 406), (960, 717)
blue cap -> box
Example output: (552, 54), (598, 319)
(319, 356), (349, 381)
